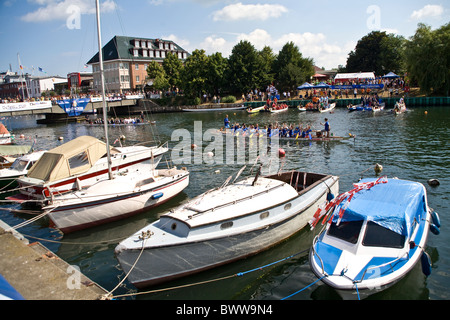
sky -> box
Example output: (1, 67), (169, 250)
(0, 0), (449, 77)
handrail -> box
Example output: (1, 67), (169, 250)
(357, 251), (409, 283)
(311, 234), (325, 275)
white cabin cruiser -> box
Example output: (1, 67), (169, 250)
(115, 169), (338, 288)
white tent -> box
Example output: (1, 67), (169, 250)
(334, 72), (375, 81)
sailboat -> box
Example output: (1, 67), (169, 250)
(8, 0), (189, 234)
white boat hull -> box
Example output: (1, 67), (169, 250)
(116, 172), (339, 288)
(46, 168), (189, 233)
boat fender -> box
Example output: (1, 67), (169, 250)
(427, 179), (440, 187)
(409, 241), (416, 249)
(326, 192), (335, 202)
(421, 251), (432, 276)
(151, 192), (164, 200)
(430, 210), (441, 228)
(374, 163), (383, 175)
(430, 223), (440, 235)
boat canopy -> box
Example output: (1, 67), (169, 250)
(26, 136), (119, 183)
(333, 178), (426, 238)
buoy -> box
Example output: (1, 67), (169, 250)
(430, 223), (440, 235)
(278, 148), (285, 158)
(58, 136), (64, 141)
(206, 151), (214, 157)
(19, 134), (25, 139)
(427, 179), (440, 187)
(374, 163), (383, 175)
(421, 251), (432, 276)
(191, 144), (197, 149)
(431, 210), (441, 228)
(425, 111), (428, 115)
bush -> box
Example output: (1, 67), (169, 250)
(221, 95), (236, 103)
(193, 97), (202, 105)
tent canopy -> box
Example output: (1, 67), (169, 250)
(334, 72), (375, 81)
(26, 136), (119, 183)
(382, 72), (400, 78)
(297, 82), (313, 90)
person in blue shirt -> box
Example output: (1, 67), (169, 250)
(321, 118), (330, 137)
(224, 115), (230, 128)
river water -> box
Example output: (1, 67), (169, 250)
(0, 104), (448, 300)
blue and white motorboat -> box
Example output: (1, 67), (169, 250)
(309, 177), (440, 300)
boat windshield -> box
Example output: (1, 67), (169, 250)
(10, 159), (28, 171)
(362, 221), (405, 248)
(327, 220), (363, 244)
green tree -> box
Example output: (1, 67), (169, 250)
(206, 52), (228, 96)
(273, 42), (314, 92)
(379, 34), (406, 75)
(180, 49), (209, 99)
(346, 31), (386, 74)
(225, 40), (261, 95)
(257, 46), (276, 87)
(146, 61), (169, 92)
(405, 23), (450, 95)
(163, 51), (183, 93)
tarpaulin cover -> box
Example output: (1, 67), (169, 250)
(57, 98), (90, 116)
(333, 178), (426, 238)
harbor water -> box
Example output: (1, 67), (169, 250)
(0, 104), (448, 300)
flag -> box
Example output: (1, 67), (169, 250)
(38, 67), (46, 73)
(84, 64), (88, 68)
(19, 65), (23, 70)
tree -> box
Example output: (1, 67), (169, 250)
(146, 61), (169, 92)
(206, 52), (228, 96)
(346, 31), (386, 74)
(273, 42), (314, 92)
(180, 49), (209, 99)
(163, 51), (183, 92)
(379, 34), (406, 75)
(257, 46), (276, 88)
(225, 40), (261, 94)
(405, 23), (450, 95)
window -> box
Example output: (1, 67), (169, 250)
(327, 220), (363, 244)
(135, 63), (139, 70)
(68, 151), (89, 170)
(136, 76), (140, 83)
(133, 49), (138, 57)
(220, 221), (233, 230)
(260, 211), (270, 220)
(362, 221), (405, 248)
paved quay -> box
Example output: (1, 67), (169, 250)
(0, 220), (108, 300)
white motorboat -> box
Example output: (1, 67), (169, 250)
(318, 103), (335, 113)
(115, 169), (338, 288)
(0, 150), (46, 189)
(44, 167), (189, 234)
(8, 136), (168, 203)
(309, 177), (440, 299)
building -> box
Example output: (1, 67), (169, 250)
(86, 35), (190, 93)
(27, 76), (67, 98)
(67, 72), (93, 93)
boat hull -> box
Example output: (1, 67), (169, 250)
(116, 174), (339, 288)
(47, 170), (189, 234)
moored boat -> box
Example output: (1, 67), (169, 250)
(309, 177), (439, 299)
(115, 169), (339, 288)
(246, 106), (265, 114)
(318, 102), (335, 113)
(8, 136), (168, 203)
(269, 103), (288, 113)
(0, 150), (46, 189)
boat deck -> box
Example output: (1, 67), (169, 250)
(0, 220), (108, 300)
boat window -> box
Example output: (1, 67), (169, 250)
(362, 221), (405, 248)
(260, 211), (270, 220)
(68, 151), (89, 169)
(327, 220), (363, 244)
(135, 177), (155, 187)
(10, 159), (28, 171)
(220, 221), (233, 230)
(284, 203), (292, 210)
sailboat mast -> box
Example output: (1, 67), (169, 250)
(95, 0), (113, 180)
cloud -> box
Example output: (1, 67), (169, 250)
(212, 2), (288, 21)
(21, 0), (116, 22)
(199, 29), (353, 69)
(410, 4), (443, 20)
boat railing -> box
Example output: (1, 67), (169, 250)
(311, 234), (326, 275)
(357, 251), (409, 283)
